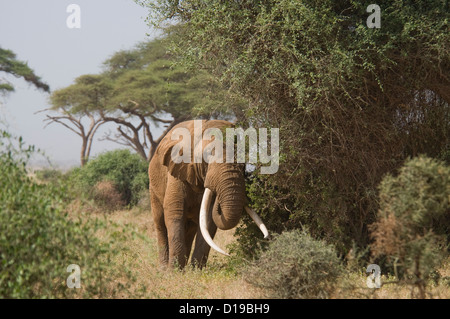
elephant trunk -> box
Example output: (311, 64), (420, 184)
(199, 188), (269, 256)
(211, 192), (244, 231)
(200, 164), (269, 256)
(211, 168), (245, 230)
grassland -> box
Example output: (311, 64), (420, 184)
(66, 200), (450, 299)
(67, 201), (262, 299)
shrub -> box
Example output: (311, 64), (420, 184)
(71, 149), (149, 207)
(92, 180), (126, 211)
(0, 132), (128, 298)
(243, 229), (343, 299)
(370, 156), (450, 296)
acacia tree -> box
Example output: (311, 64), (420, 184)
(98, 39), (188, 160)
(48, 37), (234, 163)
(0, 47), (49, 94)
(47, 74), (110, 166)
(42, 109), (105, 167)
(99, 38), (239, 160)
(139, 0), (450, 252)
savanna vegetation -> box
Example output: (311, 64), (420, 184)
(135, 0), (449, 297)
(1, 0), (449, 299)
(1, 132), (449, 298)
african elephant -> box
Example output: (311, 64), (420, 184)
(149, 120), (268, 268)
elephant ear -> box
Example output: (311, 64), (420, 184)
(160, 132), (205, 189)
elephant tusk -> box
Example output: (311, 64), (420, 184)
(199, 188), (230, 256)
(245, 206), (270, 239)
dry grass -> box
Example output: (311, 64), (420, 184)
(92, 180), (126, 211)
(66, 201), (449, 299)
(331, 263), (450, 299)
(71, 205), (262, 299)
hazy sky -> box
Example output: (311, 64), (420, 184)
(0, 0), (160, 168)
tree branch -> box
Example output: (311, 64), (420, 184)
(44, 115), (83, 137)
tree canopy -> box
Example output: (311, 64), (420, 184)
(48, 37), (237, 164)
(0, 47), (49, 94)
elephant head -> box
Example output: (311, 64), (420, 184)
(158, 120), (268, 256)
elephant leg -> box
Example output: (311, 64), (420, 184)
(191, 216), (218, 268)
(164, 176), (189, 268)
(151, 194), (169, 267)
(165, 215), (189, 268)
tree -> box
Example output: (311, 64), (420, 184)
(46, 74), (109, 166)
(48, 37), (236, 163)
(98, 39), (189, 160)
(0, 47), (49, 94)
(140, 0), (450, 253)
(42, 109), (105, 167)
(99, 38), (236, 160)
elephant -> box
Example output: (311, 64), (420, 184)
(149, 119), (268, 269)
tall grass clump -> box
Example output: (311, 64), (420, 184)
(244, 229), (343, 299)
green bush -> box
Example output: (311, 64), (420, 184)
(370, 156), (450, 295)
(0, 132), (128, 298)
(71, 149), (149, 207)
(243, 229), (343, 299)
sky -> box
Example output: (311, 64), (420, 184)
(0, 0), (160, 168)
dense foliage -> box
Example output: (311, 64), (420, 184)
(370, 156), (449, 295)
(139, 0), (450, 254)
(0, 131), (121, 298)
